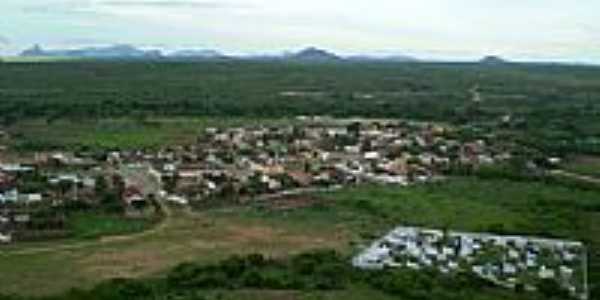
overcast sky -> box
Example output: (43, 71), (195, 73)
(1, 0), (599, 62)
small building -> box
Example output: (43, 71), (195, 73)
(122, 186), (146, 207)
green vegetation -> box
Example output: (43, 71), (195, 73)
(239, 178), (598, 241)
(0, 61), (599, 154)
(66, 213), (152, 240)
(0, 250), (564, 300)
(212, 177), (600, 299)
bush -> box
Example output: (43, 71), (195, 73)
(87, 278), (157, 300)
(536, 279), (572, 300)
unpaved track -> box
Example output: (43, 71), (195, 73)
(550, 169), (600, 185)
(1, 199), (172, 256)
(1, 185), (338, 257)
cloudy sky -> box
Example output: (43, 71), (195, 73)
(1, 0), (599, 62)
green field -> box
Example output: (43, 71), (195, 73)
(66, 213), (153, 240)
(6, 117), (294, 151)
(1, 177), (598, 299)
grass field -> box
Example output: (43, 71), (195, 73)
(0, 177), (598, 299)
(0, 209), (347, 296)
(6, 118), (294, 151)
(66, 213), (153, 240)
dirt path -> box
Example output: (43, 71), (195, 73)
(550, 169), (600, 185)
(1, 185), (337, 257)
(2, 198), (173, 256)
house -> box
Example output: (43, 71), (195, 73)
(82, 177), (96, 189)
(364, 151), (380, 160)
(13, 214), (30, 224)
(266, 179), (280, 191)
(344, 145), (361, 155)
(0, 172), (14, 192)
(287, 171), (312, 187)
(20, 193), (42, 204)
(166, 195), (188, 205)
(49, 174), (81, 185)
(261, 164), (285, 176)
(0, 164), (34, 174)
(122, 186), (145, 206)
(0, 232), (11, 244)
(0, 189), (18, 204)
(539, 266), (556, 279)
(503, 263), (517, 275)
(177, 169), (204, 186)
(548, 157), (562, 166)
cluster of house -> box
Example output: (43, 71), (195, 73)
(353, 226), (588, 300)
(0, 159), (101, 243)
(1, 119), (515, 243)
(0, 164), (38, 204)
(143, 119), (512, 202)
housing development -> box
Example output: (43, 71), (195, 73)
(354, 226), (589, 300)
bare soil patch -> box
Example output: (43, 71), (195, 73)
(256, 195), (326, 211)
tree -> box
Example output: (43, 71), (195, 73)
(537, 279), (570, 299)
(101, 192), (123, 214)
(95, 175), (108, 196)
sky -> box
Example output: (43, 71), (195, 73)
(1, 0), (599, 62)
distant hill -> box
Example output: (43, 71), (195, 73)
(20, 44), (45, 57)
(20, 44), (162, 59)
(286, 48), (419, 63)
(479, 55), (508, 65)
(287, 47), (341, 62)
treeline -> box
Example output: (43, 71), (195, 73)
(0, 62), (597, 122)
(0, 62), (468, 122)
(0, 250), (573, 300)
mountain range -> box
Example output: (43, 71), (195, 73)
(20, 44), (515, 64)
(19, 44), (422, 62)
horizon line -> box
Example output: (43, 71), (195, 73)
(3, 43), (600, 66)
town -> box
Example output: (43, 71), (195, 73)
(0, 117), (521, 243)
(353, 226), (589, 300)
(0, 117), (584, 299)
